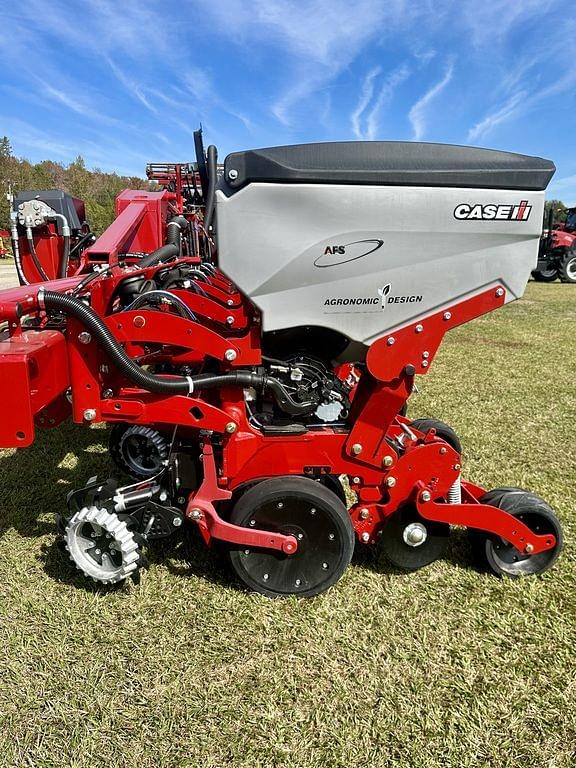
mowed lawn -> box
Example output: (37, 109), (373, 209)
(0, 282), (574, 768)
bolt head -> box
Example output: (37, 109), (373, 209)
(415, 324), (423, 333)
(83, 408), (97, 422)
(443, 311), (452, 321)
(133, 315), (146, 328)
(228, 169), (239, 181)
(422, 360), (429, 368)
(295, 579), (301, 587)
(359, 507), (370, 520)
(190, 508), (202, 520)
(422, 351), (430, 359)
(102, 389), (113, 399)
(496, 288), (504, 297)
(78, 331), (91, 345)
(454, 463), (461, 471)
(386, 476), (396, 488)
(352, 476), (361, 484)
(382, 455), (394, 468)
(263, 572), (269, 581)
(172, 517), (183, 527)
(387, 336), (395, 346)
(420, 490), (431, 502)
(225, 348), (237, 362)
(360, 532), (370, 543)
(225, 421), (237, 434)
(525, 543), (534, 554)
(351, 443), (363, 455)
(226, 315), (234, 325)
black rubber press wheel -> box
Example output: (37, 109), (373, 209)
(227, 476), (354, 598)
(469, 488), (563, 577)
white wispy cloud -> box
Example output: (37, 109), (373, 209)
(366, 64), (411, 140)
(467, 90), (527, 144)
(351, 67), (382, 139)
(106, 58), (159, 115)
(408, 61), (454, 141)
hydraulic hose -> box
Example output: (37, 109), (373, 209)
(26, 228), (50, 282)
(10, 217), (28, 286)
(39, 290), (314, 414)
(166, 215), (189, 256)
(138, 243), (179, 270)
(203, 144), (218, 233)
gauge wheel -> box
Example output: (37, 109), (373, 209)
(380, 505), (450, 570)
(227, 476), (354, 597)
(532, 268), (559, 282)
(410, 418), (462, 453)
(469, 488), (563, 577)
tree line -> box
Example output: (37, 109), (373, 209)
(0, 136), (153, 240)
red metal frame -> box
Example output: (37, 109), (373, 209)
(0, 188), (556, 560)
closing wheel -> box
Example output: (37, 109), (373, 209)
(380, 505), (449, 570)
(470, 488), (563, 577)
(109, 424), (169, 479)
(227, 476), (354, 597)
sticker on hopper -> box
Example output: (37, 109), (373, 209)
(323, 283), (423, 313)
(454, 201), (532, 221)
(314, 239), (384, 267)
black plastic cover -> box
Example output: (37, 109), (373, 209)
(14, 189), (86, 233)
(223, 142), (555, 192)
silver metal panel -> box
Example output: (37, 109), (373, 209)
(216, 183), (544, 344)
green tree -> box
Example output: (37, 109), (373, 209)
(544, 199), (567, 226)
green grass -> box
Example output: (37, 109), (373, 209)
(1, 282), (575, 768)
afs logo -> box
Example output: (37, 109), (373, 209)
(314, 238), (384, 268)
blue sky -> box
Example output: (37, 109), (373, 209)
(0, 0), (575, 203)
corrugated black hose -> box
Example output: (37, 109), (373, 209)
(39, 290), (313, 414)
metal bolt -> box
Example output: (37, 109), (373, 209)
(328, 533), (335, 540)
(382, 455), (394, 468)
(403, 522), (427, 547)
(439, 447), (447, 455)
(277, 502), (284, 509)
(387, 336), (395, 346)
(95, 549), (101, 555)
(244, 549), (250, 555)
(322, 562), (329, 569)
(226, 315), (234, 325)
(249, 519), (256, 527)
(263, 573), (269, 581)
(190, 508), (202, 520)
(133, 315), (146, 328)
(102, 389), (113, 399)
(454, 463), (461, 471)
(83, 409), (97, 422)
(177, 497), (186, 505)
(422, 351), (430, 359)
(420, 490), (431, 502)
(525, 543), (534, 554)
(360, 532), (370, 543)
(422, 360), (429, 368)
(158, 491), (168, 502)
(228, 169), (239, 181)
(496, 288), (504, 297)
(225, 421), (237, 434)
(227, 299), (234, 307)
(351, 443), (363, 455)
(295, 579), (301, 587)
(386, 476), (396, 488)
(352, 476), (361, 484)
(310, 508), (316, 515)
(443, 311), (452, 321)
(359, 508), (370, 520)
(225, 348), (237, 362)
(415, 324), (423, 333)
(297, 533), (303, 540)
(78, 331), (91, 344)
(172, 517), (183, 527)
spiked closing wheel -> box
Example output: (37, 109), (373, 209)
(109, 424), (169, 479)
(228, 476), (354, 597)
(380, 505), (449, 570)
(64, 506), (141, 584)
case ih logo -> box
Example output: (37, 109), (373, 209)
(454, 201), (532, 221)
(323, 283), (423, 312)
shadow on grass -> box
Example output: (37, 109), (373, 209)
(0, 422), (483, 593)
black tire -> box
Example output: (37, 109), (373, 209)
(380, 505), (449, 570)
(559, 249), (576, 283)
(410, 418), (462, 454)
(532, 268), (559, 283)
(109, 423), (169, 479)
(470, 488), (563, 577)
(227, 476), (354, 598)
